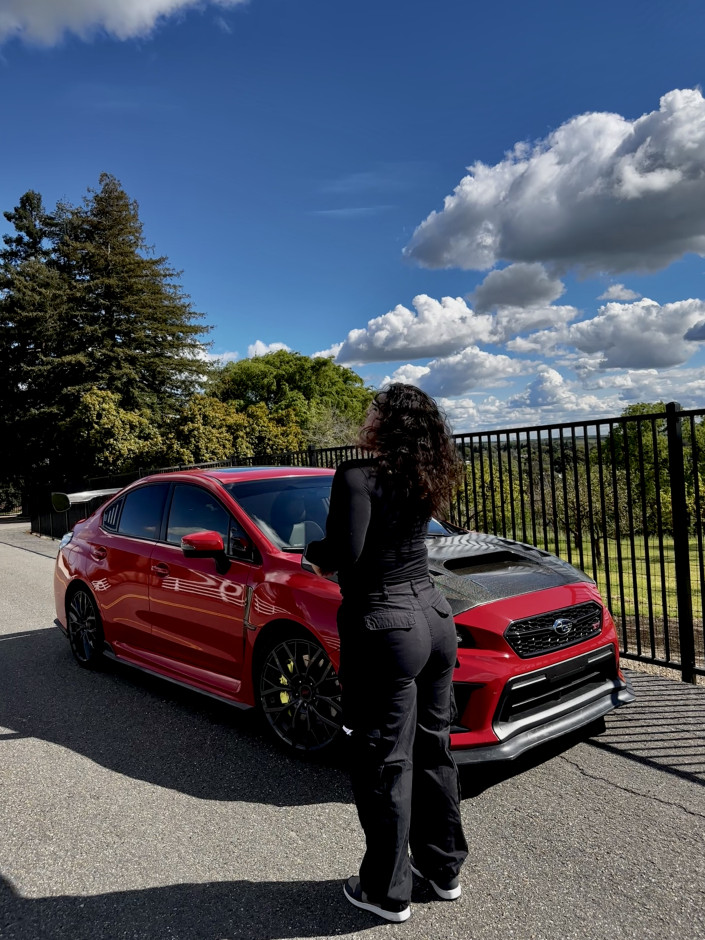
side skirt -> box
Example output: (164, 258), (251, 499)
(102, 646), (253, 712)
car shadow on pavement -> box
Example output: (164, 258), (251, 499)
(0, 872), (380, 939)
(1, 626), (602, 808)
(0, 627), (352, 808)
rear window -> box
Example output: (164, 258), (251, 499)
(117, 483), (170, 540)
(102, 499), (123, 532)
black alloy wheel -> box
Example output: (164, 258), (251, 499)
(67, 588), (104, 669)
(258, 633), (343, 753)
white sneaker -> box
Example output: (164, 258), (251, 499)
(409, 858), (462, 901)
(343, 876), (411, 922)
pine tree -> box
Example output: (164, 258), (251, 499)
(0, 175), (212, 488)
(54, 173), (211, 411)
(0, 191), (65, 486)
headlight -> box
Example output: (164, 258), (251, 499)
(58, 532), (73, 551)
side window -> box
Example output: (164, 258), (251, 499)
(102, 498), (123, 532)
(166, 485), (230, 546)
(117, 484), (170, 540)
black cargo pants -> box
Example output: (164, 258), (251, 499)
(337, 578), (468, 906)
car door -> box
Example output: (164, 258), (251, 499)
(147, 482), (258, 690)
(91, 482), (170, 655)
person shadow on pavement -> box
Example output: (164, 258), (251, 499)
(1, 872), (437, 939)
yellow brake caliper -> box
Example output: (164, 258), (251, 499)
(279, 658), (294, 705)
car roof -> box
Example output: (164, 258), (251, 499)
(205, 465), (335, 483)
(202, 465), (334, 483)
(127, 465), (335, 491)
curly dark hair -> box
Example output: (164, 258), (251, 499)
(359, 383), (460, 523)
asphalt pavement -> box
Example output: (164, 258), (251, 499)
(0, 519), (704, 940)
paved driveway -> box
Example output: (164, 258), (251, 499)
(1, 520), (704, 940)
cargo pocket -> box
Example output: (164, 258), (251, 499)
(362, 610), (415, 631)
(430, 592), (452, 618)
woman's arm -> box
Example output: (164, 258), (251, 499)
(305, 464), (372, 575)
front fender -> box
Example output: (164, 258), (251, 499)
(240, 567), (342, 705)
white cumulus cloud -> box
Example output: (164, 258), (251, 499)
(492, 304), (579, 345)
(205, 349), (239, 364)
(0, 0), (247, 45)
(384, 346), (530, 398)
(435, 397), (481, 431)
(248, 340), (291, 358)
(312, 342), (343, 360)
(405, 89), (705, 275)
(588, 366), (705, 408)
(334, 294), (494, 364)
(598, 283), (641, 301)
(504, 366), (600, 413)
(566, 297), (705, 369)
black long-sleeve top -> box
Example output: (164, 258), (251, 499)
(305, 458), (429, 598)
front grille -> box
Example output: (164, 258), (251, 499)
(504, 601), (602, 658)
(495, 645), (618, 727)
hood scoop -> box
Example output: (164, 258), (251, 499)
(428, 535), (589, 615)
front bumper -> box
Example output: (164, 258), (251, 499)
(452, 643), (635, 764)
(453, 681), (633, 763)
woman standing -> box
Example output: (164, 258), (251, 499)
(305, 383), (468, 923)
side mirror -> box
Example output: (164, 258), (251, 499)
(181, 531), (230, 574)
(230, 534), (255, 560)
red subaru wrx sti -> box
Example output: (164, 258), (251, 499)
(54, 466), (634, 761)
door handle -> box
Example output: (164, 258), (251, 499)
(91, 546), (107, 561)
(151, 563), (169, 577)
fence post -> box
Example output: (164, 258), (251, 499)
(665, 401), (696, 683)
(308, 445), (318, 468)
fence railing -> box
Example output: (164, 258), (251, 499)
(447, 402), (703, 684)
(32, 402), (703, 683)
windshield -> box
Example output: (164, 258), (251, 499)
(223, 475), (456, 551)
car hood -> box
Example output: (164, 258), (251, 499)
(427, 532), (593, 615)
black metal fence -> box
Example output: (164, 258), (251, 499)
(33, 402), (703, 683)
(448, 402), (703, 684)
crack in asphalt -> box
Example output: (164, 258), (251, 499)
(559, 753), (705, 822)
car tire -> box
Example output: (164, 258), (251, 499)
(256, 629), (343, 755)
(67, 587), (105, 669)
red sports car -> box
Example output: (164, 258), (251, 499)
(54, 466), (634, 761)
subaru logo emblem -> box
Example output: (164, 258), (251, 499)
(552, 618), (573, 636)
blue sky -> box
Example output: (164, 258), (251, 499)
(1, 0), (705, 430)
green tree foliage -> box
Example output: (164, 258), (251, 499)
(69, 388), (165, 474)
(608, 402), (672, 533)
(210, 349), (373, 446)
(164, 397), (305, 466)
(0, 175), (211, 487)
(553, 445), (631, 564)
(459, 450), (522, 534)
